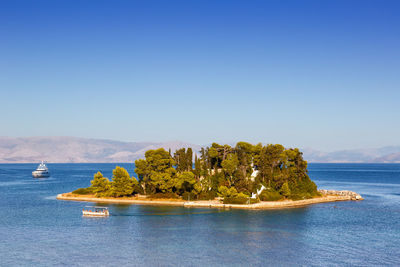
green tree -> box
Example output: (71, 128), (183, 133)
(221, 153), (239, 186)
(252, 143), (263, 166)
(280, 182), (291, 198)
(148, 171), (176, 193)
(146, 148), (176, 172)
(90, 171), (111, 197)
(208, 143), (230, 169)
(135, 148), (177, 193)
(111, 166), (134, 197)
(174, 148), (193, 172)
(258, 144), (285, 186)
(134, 159), (150, 182)
(174, 148), (186, 172)
(175, 171), (200, 194)
(235, 142), (254, 172)
(186, 148), (193, 171)
(193, 154), (201, 180)
(208, 146), (219, 169)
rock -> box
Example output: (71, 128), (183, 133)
(318, 189), (363, 200)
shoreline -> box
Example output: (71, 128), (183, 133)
(56, 192), (363, 210)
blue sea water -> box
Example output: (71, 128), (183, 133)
(0, 163), (399, 266)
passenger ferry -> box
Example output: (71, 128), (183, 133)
(82, 206), (110, 217)
(32, 161), (50, 178)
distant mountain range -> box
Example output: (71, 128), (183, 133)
(0, 137), (200, 163)
(302, 146), (400, 163)
(0, 137), (399, 163)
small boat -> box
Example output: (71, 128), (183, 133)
(82, 206), (110, 217)
(32, 161), (50, 178)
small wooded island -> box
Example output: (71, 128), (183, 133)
(58, 142), (363, 209)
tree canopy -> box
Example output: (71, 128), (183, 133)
(90, 171), (110, 197)
(110, 166), (137, 197)
(85, 142), (319, 202)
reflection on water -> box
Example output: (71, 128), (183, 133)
(0, 163), (399, 266)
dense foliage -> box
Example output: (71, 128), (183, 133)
(88, 167), (141, 197)
(86, 142), (319, 202)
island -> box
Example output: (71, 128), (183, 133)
(57, 142), (363, 209)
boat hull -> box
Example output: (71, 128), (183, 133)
(32, 171), (50, 178)
(82, 211), (109, 217)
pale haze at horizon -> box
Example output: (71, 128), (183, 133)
(1, 0), (399, 151)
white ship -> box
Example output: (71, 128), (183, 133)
(32, 161), (50, 178)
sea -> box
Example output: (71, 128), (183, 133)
(0, 163), (399, 266)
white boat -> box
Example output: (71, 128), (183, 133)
(82, 206), (110, 217)
(32, 161), (50, 178)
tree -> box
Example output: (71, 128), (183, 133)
(174, 148), (193, 172)
(193, 154), (201, 180)
(174, 148), (185, 172)
(134, 159), (150, 182)
(235, 142), (253, 167)
(175, 171), (200, 194)
(221, 154), (239, 186)
(134, 148), (177, 193)
(186, 148), (193, 171)
(252, 143), (263, 166)
(90, 171), (111, 197)
(145, 148), (176, 172)
(208, 146), (219, 169)
(111, 166), (134, 197)
(148, 171), (175, 193)
(280, 182), (291, 198)
(235, 142), (254, 188)
(258, 144), (285, 185)
(207, 143), (230, 169)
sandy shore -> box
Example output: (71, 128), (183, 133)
(56, 192), (361, 210)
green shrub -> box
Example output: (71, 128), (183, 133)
(198, 191), (216, 200)
(148, 192), (179, 199)
(290, 193), (314, 200)
(290, 194), (305, 201)
(218, 186), (237, 198)
(241, 191), (251, 197)
(72, 187), (94, 195)
(259, 189), (283, 201)
(223, 192), (250, 204)
(249, 198), (260, 204)
(181, 192), (197, 201)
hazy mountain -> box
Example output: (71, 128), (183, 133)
(0, 137), (399, 163)
(0, 137), (200, 163)
(302, 146), (400, 163)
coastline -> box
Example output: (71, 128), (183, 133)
(56, 192), (363, 210)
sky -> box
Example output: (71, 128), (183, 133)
(1, 0), (399, 151)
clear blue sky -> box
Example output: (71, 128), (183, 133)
(1, 0), (399, 151)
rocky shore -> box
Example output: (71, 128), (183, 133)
(57, 190), (363, 210)
(318, 189), (364, 200)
